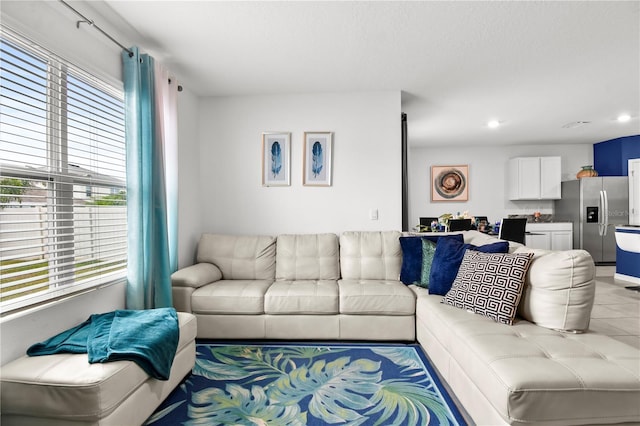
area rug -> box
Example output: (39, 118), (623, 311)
(145, 342), (467, 426)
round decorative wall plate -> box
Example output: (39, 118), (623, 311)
(434, 168), (466, 199)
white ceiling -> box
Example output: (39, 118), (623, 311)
(94, 1), (639, 148)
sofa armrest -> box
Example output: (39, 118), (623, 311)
(171, 263), (222, 289)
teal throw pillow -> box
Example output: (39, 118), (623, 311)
(418, 239), (437, 288)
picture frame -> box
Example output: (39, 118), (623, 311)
(262, 132), (291, 186)
(431, 165), (469, 201)
(303, 132), (333, 186)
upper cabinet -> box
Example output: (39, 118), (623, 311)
(508, 156), (561, 200)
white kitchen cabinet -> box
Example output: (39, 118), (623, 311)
(508, 156), (561, 200)
(525, 232), (552, 250)
(551, 231), (573, 251)
(525, 222), (573, 250)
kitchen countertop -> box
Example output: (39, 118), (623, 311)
(508, 214), (556, 223)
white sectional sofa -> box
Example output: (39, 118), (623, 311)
(171, 230), (640, 426)
(415, 247), (640, 425)
(171, 231), (416, 340)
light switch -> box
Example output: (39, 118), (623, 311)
(370, 209), (378, 220)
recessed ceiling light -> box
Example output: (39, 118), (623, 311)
(487, 120), (500, 129)
(617, 114), (631, 122)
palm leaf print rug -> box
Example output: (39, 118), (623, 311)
(145, 342), (467, 426)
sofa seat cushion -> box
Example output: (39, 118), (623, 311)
(191, 280), (273, 314)
(0, 312), (197, 423)
(417, 295), (640, 425)
(265, 280), (339, 314)
(338, 280), (416, 315)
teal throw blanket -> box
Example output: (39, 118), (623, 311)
(27, 308), (179, 380)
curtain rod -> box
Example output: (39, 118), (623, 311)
(59, 0), (133, 57)
(58, 0), (183, 92)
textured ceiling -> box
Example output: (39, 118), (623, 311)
(93, 1), (639, 147)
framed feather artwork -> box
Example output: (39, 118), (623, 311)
(303, 132), (333, 186)
(431, 165), (469, 201)
(262, 132), (291, 186)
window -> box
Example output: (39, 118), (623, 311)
(0, 28), (127, 314)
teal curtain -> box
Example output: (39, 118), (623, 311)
(122, 47), (175, 309)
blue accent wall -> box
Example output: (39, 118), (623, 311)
(594, 135), (640, 176)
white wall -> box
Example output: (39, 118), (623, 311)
(408, 143), (593, 228)
(0, 282), (126, 364)
(197, 91), (402, 236)
(176, 88), (203, 267)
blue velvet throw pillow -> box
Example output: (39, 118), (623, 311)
(428, 238), (509, 295)
(399, 234), (463, 285)
(399, 237), (423, 284)
(472, 240), (510, 254)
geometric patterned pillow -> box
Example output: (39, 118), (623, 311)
(441, 250), (534, 325)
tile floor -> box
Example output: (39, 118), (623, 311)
(589, 266), (640, 349)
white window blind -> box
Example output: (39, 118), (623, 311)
(0, 28), (127, 314)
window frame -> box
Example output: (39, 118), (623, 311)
(0, 27), (128, 315)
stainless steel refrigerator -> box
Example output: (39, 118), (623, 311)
(554, 177), (629, 264)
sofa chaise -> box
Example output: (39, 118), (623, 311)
(171, 230), (640, 426)
(0, 312), (197, 426)
(415, 247), (640, 425)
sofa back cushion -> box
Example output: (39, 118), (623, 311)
(515, 247), (596, 332)
(276, 233), (340, 280)
(197, 234), (276, 280)
(339, 231), (402, 280)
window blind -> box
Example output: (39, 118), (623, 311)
(0, 28), (127, 314)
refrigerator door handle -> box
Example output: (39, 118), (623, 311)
(603, 189), (609, 236)
(598, 190), (605, 236)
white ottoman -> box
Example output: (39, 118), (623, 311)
(0, 312), (197, 426)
